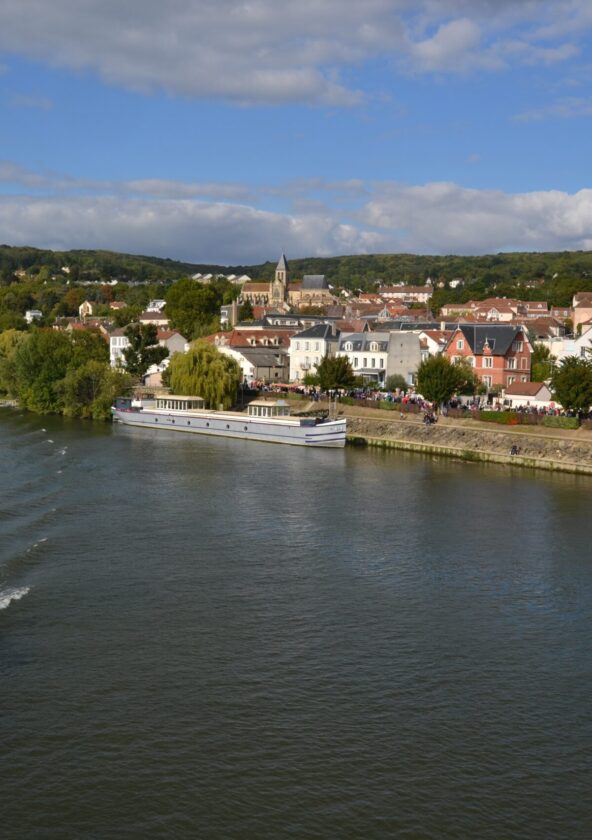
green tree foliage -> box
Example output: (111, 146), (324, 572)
(238, 300), (254, 322)
(122, 324), (169, 379)
(0, 329), (27, 395)
(168, 341), (241, 409)
(61, 360), (133, 420)
(550, 356), (592, 413)
(316, 356), (356, 390)
(385, 373), (408, 392)
(531, 343), (555, 381)
(113, 305), (142, 328)
(13, 329), (73, 412)
(165, 279), (225, 339)
(416, 355), (476, 405)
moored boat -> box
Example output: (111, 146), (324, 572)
(112, 395), (346, 447)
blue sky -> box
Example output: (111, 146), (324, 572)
(1, 0), (592, 264)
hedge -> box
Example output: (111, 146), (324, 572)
(541, 416), (579, 429)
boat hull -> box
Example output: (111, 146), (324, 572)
(112, 408), (346, 448)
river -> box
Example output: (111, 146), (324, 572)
(1, 407), (591, 839)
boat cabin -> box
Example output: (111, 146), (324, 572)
(156, 395), (206, 411)
(247, 399), (291, 418)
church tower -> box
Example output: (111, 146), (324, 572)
(270, 253), (289, 304)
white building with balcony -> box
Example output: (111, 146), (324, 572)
(289, 323), (339, 381)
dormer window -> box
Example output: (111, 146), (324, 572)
(344, 341), (353, 351)
(370, 341), (379, 352)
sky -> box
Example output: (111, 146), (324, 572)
(1, 0), (592, 265)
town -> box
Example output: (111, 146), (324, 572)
(6, 252), (592, 422)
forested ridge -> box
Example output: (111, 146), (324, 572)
(3, 244), (592, 307)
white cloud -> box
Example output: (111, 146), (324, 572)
(515, 95), (592, 121)
(9, 94), (53, 110)
(0, 1), (587, 105)
(2, 170), (592, 261)
(361, 181), (592, 253)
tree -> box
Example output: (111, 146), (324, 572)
(238, 300), (254, 322)
(168, 341), (241, 409)
(0, 329), (27, 395)
(416, 355), (476, 405)
(550, 356), (592, 413)
(13, 329), (73, 413)
(385, 374), (408, 392)
(316, 356), (356, 391)
(62, 360), (133, 420)
(531, 343), (555, 382)
(122, 324), (168, 379)
(165, 279), (223, 339)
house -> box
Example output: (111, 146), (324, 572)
(139, 309), (169, 328)
(418, 329), (453, 359)
(110, 328), (130, 367)
(337, 331), (421, 386)
(24, 309), (42, 324)
(146, 299), (167, 312)
(207, 328), (294, 350)
(572, 293), (592, 333)
(156, 329), (188, 356)
(503, 382), (553, 409)
(289, 274), (336, 309)
(445, 324), (532, 389)
(289, 323), (339, 381)
(217, 345), (289, 384)
(542, 325), (592, 363)
(79, 300), (94, 320)
(378, 285), (433, 304)
(109, 301), (128, 310)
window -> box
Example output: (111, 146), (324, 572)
(344, 341), (353, 351)
(467, 356), (475, 367)
(457, 339), (464, 350)
(314, 342), (319, 351)
(521, 357), (528, 369)
(507, 358), (516, 369)
(305, 341), (310, 351)
(453, 355), (462, 364)
(354, 357), (358, 367)
(483, 357), (493, 368)
(295, 341), (299, 350)
(371, 358), (376, 368)
(370, 341), (379, 352)
(508, 376), (515, 385)
(521, 376), (528, 382)
(483, 375), (492, 387)
(363, 358), (368, 368)
(512, 341), (523, 352)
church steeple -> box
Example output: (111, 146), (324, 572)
(271, 253), (289, 304)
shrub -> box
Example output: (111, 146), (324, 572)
(542, 416), (579, 429)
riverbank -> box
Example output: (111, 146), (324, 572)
(342, 408), (592, 475)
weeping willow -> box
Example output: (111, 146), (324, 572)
(168, 341), (242, 409)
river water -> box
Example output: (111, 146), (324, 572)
(1, 408), (591, 839)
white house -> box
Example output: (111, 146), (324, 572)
(336, 331), (421, 385)
(289, 323), (338, 381)
(542, 326), (592, 363)
(503, 382), (553, 409)
(110, 328), (130, 367)
(24, 309), (43, 324)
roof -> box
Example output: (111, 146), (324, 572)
(302, 274), (328, 290)
(457, 325), (524, 355)
(292, 323), (336, 339)
(157, 329), (186, 341)
(574, 292), (592, 307)
(140, 310), (168, 320)
(504, 382), (549, 397)
(276, 253), (289, 272)
(242, 282), (269, 292)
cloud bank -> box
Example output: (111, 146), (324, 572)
(1, 165), (592, 263)
(0, 1), (588, 104)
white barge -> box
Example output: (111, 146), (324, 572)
(112, 395), (346, 448)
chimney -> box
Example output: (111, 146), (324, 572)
(440, 321), (446, 331)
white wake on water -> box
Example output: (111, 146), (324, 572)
(0, 586), (30, 610)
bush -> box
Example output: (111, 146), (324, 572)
(542, 415), (579, 429)
(479, 411), (521, 425)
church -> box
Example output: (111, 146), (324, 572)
(240, 254), (336, 311)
